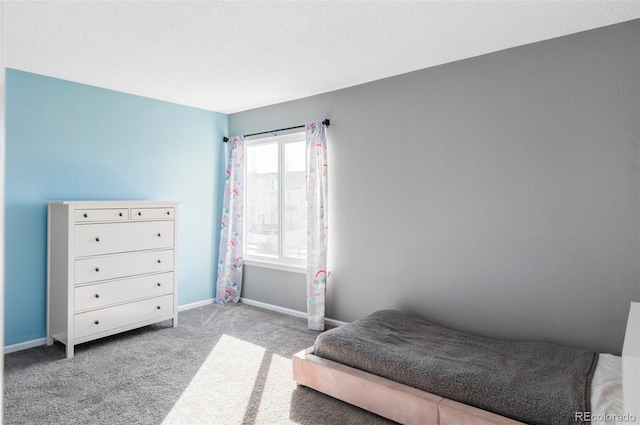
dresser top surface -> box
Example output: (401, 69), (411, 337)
(44, 200), (181, 206)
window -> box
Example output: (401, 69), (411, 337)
(244, 132), (307, 272)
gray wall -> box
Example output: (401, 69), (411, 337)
(231, 20), (640, 354)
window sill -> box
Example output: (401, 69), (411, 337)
(242, 258), (306, 275)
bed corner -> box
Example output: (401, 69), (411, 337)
(293, 347), (442, 425)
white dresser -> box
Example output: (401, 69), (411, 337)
(45, 200), (180, 358)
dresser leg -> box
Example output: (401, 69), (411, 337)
(66, 344), (74, 359)
(173, 316), (178, 328)
(46, 336), (54, 346)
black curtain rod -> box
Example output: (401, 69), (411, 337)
(223, 119), (330, 143)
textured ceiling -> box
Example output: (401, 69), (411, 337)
(6, 1), (640, 114)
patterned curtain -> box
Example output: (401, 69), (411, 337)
(215, 136), (245, 304)
(306, 122), (328, 330)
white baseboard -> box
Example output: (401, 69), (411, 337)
(239, 297), (348, 327)
(4, 297), (344, 354)
(177, 298), (215, 312)
(5, 300), (216, 354)
(5, 337), (47, 354)
(240, 297), (306, 319)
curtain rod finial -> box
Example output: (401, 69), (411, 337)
(323, 119), (330, 127)
(223, 137), (229, 143)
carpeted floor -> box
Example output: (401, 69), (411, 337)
(3, 302), (397, 425)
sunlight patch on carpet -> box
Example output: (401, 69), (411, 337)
(252, 353), (298, 424)
(161, 334), (266, 424)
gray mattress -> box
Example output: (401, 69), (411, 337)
(313, 310), (597, 425)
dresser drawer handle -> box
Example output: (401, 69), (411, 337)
(157, 233), (161, 237)
(119, 212), (123, 217)
(95, 237), (100, 242)
(94, 320), (100, 325)
(83, 213), (88, 218)
(94, 294), (100, 298)
(138, 212), (142, 216)
(156, 306), (161, 310)
(157, 259), (162, 264)
(166, 211), (170, 215)
(95, 267), (100, 272)
(156, 282), (161, 287)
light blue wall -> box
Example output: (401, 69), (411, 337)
(5, 69), (228, 346)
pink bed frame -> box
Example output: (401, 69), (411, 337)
(293, 347), (526, 425)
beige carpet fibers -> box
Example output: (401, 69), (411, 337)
(4, 302), (396, 425)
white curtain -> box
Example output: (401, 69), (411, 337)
(215, 136), (245, 304)
(306, 122), (329, 330)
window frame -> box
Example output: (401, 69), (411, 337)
(243, 131), (307, 274)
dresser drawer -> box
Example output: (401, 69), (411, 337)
(131, 207), (175, 220)
(75, 208), (129, 222)
(75, 250), (174, 284)
(74, 294), (174, 339)
(75, 272), (174, 312)
(75, 221), (174, 257)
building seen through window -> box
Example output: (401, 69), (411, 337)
(245, 132), (306, 267)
